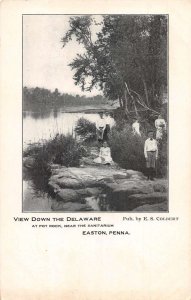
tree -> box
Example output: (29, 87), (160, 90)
(62, 15), (167, 117)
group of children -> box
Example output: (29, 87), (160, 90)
(132, 114), (166, 140)
(94, 112), (167, 180)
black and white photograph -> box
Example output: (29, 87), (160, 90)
(23, 14), (168, 212)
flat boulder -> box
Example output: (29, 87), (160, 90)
(106, 181), (154, 199)
(126, 170), (143, 176)
(51, 171), (76, 181)
(86, 187), (103, 196)
(56, 189), (80, 202)
(127, 192), (167, 210)
(133, 202), (168, 212)
(131, 174), (146, 180)
(75, 189), (91, 196)
(128, 192), (167, 201)
(113, 173), (128, 180)
(110, 192), (167, 211)
(98, 177), (115, 184)
(56, 178), (83, 189)
(75, 187), (102, 197)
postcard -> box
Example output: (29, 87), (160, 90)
(0, 1), (191, 299)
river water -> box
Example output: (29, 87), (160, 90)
(23, 109), (115, 212)
(23, 110), (115, 148)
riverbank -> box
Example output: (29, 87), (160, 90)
(60, 101), (119, 113)
(48, 161), (167, 212)
(24, 142), (168, 212)
(23, 113), (167, 212)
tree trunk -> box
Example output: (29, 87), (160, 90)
(136, 60), (150, 107)
(119, 97), (123, 108)
(142, 77), (149, 107)
(123, 89), (129, 116)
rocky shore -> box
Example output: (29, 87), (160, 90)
(24, 146), (168, 212)
(48, 164), (167, 212)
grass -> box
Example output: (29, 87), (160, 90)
(23, 134), (85, 176)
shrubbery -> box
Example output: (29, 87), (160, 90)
(75, 117), (96, 142)
(109, 124), (167, 177)
(23, 134), (84, 176)
(109, 125), (147, 172)
(24, 118), (167, 179)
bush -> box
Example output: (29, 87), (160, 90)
(109, 124), (167, 177)
(75, 117), (96, 142)
(23, 134), (83, 176)
(109, 125), (146, 172)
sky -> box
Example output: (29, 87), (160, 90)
(23, 15), (102, 96)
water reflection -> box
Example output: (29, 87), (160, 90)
(84, 194), (112, 211)
(23, 110), (52, 119)
(23, 109), (115, 148)
(23, 180), (52, 212)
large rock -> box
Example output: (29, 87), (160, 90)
(128, 192), (167, 202)
(51, 201), (92, 211)
(75, 187), (103, 198)
(126, 193), (167, 210)
(50, 172), (76, 181)
(81, 179), (101, 188)
(86, 187), (103, 196)
(48, 163), (168, 212)
(98, 177), (115, 184)
(56, 178), (83, 189)
(126, 170), (144, 176)
(105, 180), (154, 195)
(48, 181), (61, 194)
(131, 174), (146, 180)
(75, 189), (91, 197)
(133, 202), (168, 212)
(113, 173), (128, 180)
(109, 192), (167, 211)
(56, 189), (80, 202)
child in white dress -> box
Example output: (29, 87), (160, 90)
(132, 119), (141, 136)
(155, 114), (166, 140)
(94, 142), (113, 165)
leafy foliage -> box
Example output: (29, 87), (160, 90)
(109, 125), (147, 172)
(24, 134), (84, 176)
(108, 124), (167, 176)
(62, 15), (167, 116)
(75, 117), (96, 142)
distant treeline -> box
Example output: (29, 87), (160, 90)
(23, 87), (106, 111)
